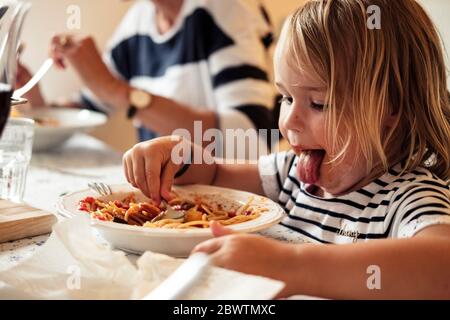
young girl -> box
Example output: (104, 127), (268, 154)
(123, 0), (450, 299)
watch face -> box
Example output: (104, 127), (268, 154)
(130, 89), (151, 109)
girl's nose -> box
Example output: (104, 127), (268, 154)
(280, 103), (306, 134)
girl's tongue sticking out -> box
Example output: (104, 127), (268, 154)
(297, 150), (325, 184)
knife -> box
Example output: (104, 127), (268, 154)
(142, 252), (210, 300)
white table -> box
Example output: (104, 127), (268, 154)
(0, 134), (307, 269)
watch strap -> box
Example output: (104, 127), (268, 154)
(127, 105), (138, 119)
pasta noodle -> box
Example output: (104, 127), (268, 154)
(78, 193), (264, 229)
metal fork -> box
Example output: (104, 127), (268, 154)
(88, 182), (112, 196)
(151, 200), (185, 222)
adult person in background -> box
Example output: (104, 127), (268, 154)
(17, 0), (277, 151)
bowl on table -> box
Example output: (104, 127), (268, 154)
(57, 184), (285, 257)
(11, 107), (107, 151)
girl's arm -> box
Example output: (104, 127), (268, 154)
(123, 136), (263, 202)
(194, 224), (450, 299)
(175, 158), (263, 195)
(293, 225), (450, 299)
(212, 163), (264, 195)
(176, 162), (263, 195)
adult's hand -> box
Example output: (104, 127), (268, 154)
(49, 34), (119, 99)
(15, 62), (46, 107)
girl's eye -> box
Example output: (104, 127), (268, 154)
(310, 101), (326, 111)
(280, 96), (293, 105)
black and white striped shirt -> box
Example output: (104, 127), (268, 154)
(258, 151), (450, 243)
(81, 0), (276, 142)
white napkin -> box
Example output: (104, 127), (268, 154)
(0, 217), (284, 300)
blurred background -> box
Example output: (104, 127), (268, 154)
(18, 0), (450, 152)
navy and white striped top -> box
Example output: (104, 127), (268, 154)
(258, 151), (450, 243)
(81, 0), (276, 142)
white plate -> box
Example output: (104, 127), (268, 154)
(57, 184), (284, 257)
(15, 107), (107, 151)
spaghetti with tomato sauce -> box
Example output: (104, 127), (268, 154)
(78, 193), (264, 229)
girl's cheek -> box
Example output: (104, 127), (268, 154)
(278, 117), (287, 138)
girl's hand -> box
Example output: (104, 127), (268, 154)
(123, 136), (185, 203)
(123, 136), (217, 203)
(193, 222), (300, 297)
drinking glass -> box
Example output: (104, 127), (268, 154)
(0, 117), (34, 202)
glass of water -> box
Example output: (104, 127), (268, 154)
(0, 118), (34, 202)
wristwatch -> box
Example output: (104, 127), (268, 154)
(127, 88), (152, 119)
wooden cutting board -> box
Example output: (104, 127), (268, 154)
(0, 199), (57, 243)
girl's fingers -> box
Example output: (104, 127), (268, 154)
(191, 236), (227, 255)
(210, 221), (234, 237)
(123, 137), (185, 203)
(122, 156), (129, 182)
(144, 157), (161, 203)
(122, 153), (131, 184)
(160, 162), (179, 201)
(133, 157), (150, 198)
(126, 156), (137, 189)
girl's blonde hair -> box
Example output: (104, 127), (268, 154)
(284, 0), (450, 180)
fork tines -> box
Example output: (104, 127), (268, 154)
(88, 182), (112, 196)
